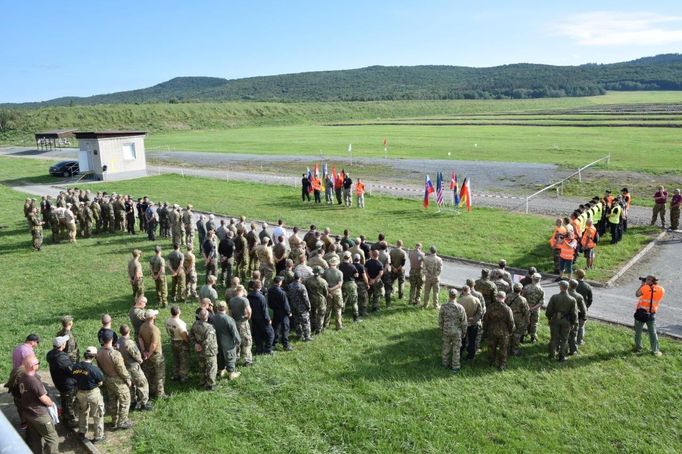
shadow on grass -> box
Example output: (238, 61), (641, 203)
(0, 175), (63, 186)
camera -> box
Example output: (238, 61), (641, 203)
(638, 277), (647, 282)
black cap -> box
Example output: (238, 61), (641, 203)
(26, 334), (40, 343)
(100, 329), (115, 342)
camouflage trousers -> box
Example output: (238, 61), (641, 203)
(423, 278), (440, 308)
(220, 257), (234, 287)
(104, 376), (131, 427)
(141, 352), (165, 398)
(82, 221), (92, 238)
(154, 275), (168, 307)
(357, 282), (369, 316)
(67, 222), (77, 242)
(171, 270), (186, 302)
(185, 271), (198, 299)
(569, 319), (585, 354)
(31, 229), (42, 250)
(184, 228), (194, 248)
(294, 311), (312, 340)
(488, 333), (510, 368)
(549, 318), (571, 359)
(369, 280), (384, 311)
(391, 268), (405, 299)
(198, 354), (217, 388)
(526, 310), (540, 340)
(236, 320), (253, 365)
(170, 340), (190, 380)
(131, 277), (144, 300)
(77, 388), (104, 439)
(128, 362), (149, 406)
(442, 333), (463, 369)
(234, 255), (247, 281)
(409, 272), (424, 305)
(325, 288), (344, 330)
(382, 272), (393, 306)
(259, 265), (274, 289)
(248, 251), (259, 273)
(310, 297), (327, 334)
(510, 322), (528, 354)
(59, 387), (77, 426)
(171, 229), (183, 248)
(343, 281), (359, 320)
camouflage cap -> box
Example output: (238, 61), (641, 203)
(313, 266), (323, 275)
(513, 283), (523, 292)
(61, 315), (73, 325)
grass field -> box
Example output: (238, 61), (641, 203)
(0, 176), (681, 453)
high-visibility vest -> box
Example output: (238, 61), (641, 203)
(355, 182), (365, 196)
(559, 239), (576, 260)
(581, 226), (597, 249)
(636, 285), (665, 314)
(608, 205), (622, 224)
(312, 178), (321, 191)
(571, 219), (582, 238)
(549, 226), (567, 248)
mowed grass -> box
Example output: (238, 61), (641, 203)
(147, 124), (680, 174)
(0, 181), (681, 453)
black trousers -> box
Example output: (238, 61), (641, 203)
(335, 189), (342, 204)
(302, 189), (310, 201)
(461, 324), (479, 360)
(609, 221), (622, 244)
(126, 214), (136, 234)
(147, 220), (157, 240)
(272, 316), (290, 348)
(252, 322), (275, 354)
(314, 190), (321, 203)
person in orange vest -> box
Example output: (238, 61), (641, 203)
(311, 175), (322, 204)
(355, 179), (366, 208)
(633, 275), (665, 356)
(549, 218), (567, 274)
(580, 218), (598, 269)
(556, 233), (577, 282)
(620, 187), (631, 233)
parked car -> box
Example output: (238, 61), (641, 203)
(49, 160), (80, 177)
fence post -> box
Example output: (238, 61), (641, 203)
(578, 167), (581, 183)
(525, 197), (529, 214)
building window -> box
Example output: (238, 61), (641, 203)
(122, 143), (136, 160)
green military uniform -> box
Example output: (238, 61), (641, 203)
(183, 250), (198, 299)
(49, 209), (60, 243)
(96, 346), (131, 428)
(474, 277), (497, 306)
(408, 249), (425, 305)
(506, 292), (530, 355)
(118, 336), (149, 409)
(423, 253), (443, 308)
(439, 300), (468, 370)
(90, 201), (101, 233)
(139, 322), (165, 398)
(80, 204), (93, 238)
(521, 282), (544, 342)
(228, 296), (253, 365)
(234, 233), (248, 280)
(389, 246), (407, 300)
(165, 317), (190, 382)
(545, 291), (578, 360)
(150, 255), (168, 307)
(190, 319), (219, 389)
(168, 250), (186, 303)
(568, 289), (588, 355)
(181, 209), (194, 247)
(57, 326), (79, 363)
(305, 273), (329, 334)
(323, 266), (345, 330)
(129, 307), (146, 340)
(482, 300), (515, 370)
(128, 258), (144, 300)
(28, 212), (43, 251)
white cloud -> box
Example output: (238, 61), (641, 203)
(554, 11), (682, 46)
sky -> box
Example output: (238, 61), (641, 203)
(2, 0), (681, 103)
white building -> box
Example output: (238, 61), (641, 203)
(75, 131), (147, 181)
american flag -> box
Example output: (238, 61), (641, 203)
(436, 172), (444, 207)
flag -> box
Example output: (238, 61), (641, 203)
(332, 167), (337, 182)
(436, 172), (444, 207)
(450, 171), (460, 207)
(423, 175), (434, 208)
(459, 177), (472, 211)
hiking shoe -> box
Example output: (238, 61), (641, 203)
(117, 421), (133, 430)
(653, 351), (663, 357)
(228, 371), (241, 380)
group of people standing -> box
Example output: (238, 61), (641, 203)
(301, 170), (366, 208)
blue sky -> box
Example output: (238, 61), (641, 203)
(2, 0), (681, 102)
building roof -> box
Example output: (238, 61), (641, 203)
(74, 131), (147, 139)
(34, 128), (78, 139)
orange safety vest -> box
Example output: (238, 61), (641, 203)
(636, 285), (665, 314)
(312, 178), (321, 191)
(355, 182), (365, 196)
(571, 219), (582, 238)
(580, 226), (597, 249)
(549, 226), (567, 248)
(559, 239), (576, 260)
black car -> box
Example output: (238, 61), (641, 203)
(49, 160), (80, 177)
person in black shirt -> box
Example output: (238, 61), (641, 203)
(248, 280), (275, 354)
(365, 250), (384, 312)
(343, 173), (353, 207)
(268, 277), (293, 351)
(46, 335), (77, 427)
(359, 235), (371, 258)
(301, 174), (311, 202)
(218, 231), (235, 287)
(353, 254), (370, 316)
(97, 314), (118, 346)
(124, 197), (136, 234)
(72, 346), (105, 442)
(339, 251), (360, 320)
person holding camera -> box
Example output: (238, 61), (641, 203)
(556, 233), (577, 282)
(633, 275), (665, 356)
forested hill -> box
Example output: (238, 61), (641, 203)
(9, 54), (682, 106)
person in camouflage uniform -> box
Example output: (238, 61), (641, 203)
(483, 291), (515, 371)
(574, 269), (593, 345)
(106, 197), (116, 233)
(150, 245), (168, 307)
(164, 306), (190, 382)
(305, 267), (329, 335)
(439, 289), (468, 373)
(157, 202), (169, 239)
(255, 236), (275, 289)
(493, 276), (511, 295)
(128, 249), (144, 300)
(521, 273), (544, 343)
(228, 285), (253, 366)
(139, 310), (166, 398)
(423, 245), (443, 309)
(90, 199), (101, 234)
(170, 205), (184, 247)
(234, 229), (248, 281)
(365, 249), (384, 312)
(474, 269), (497, 307)
(506, 283), (530, 356)
(184, 245), (199, 300)
(168, 243), (186, 303)
(389, 240), (407, 300)
(353, 254), (369, 317)
(97, 331), (133, 430)
(287, 273), (313, 341)
(246, 223), (260, 274)
(545, 281), (578, 362)
(49, 206), (60, 243)
(28, 207), (43, 251)
(182, 205), (194, 247)
(567, 279), (588, 356)
(213, 301), (241, 380)
(490, 259), (513, 289)
(79, 202), (93, 238)
(117, 325), (152, 411)
(323, 256), (345, 330)
(191, 309), (219, 390)
(339, 251), (360, 322)
(113, 196), (126, 232)
(57, 315), (80, 363)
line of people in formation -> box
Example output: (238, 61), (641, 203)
(301, 171), (366, 208)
